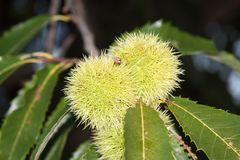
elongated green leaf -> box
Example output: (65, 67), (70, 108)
(0, 63), (69, 160)
(0, 56), (41, 84)
(168, 97), (240, 160)
(124, 102), (173, 160)
(0, 15), (49, 56)
(140, 20), (217, 54)
(44, 127), (71, 160)
(70, 141), (98, 160)
(30, 99), (71, 160)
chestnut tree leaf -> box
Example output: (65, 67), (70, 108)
(124, 101), (174, 160)
(168, 97), (240, 160)
(0, 63), (70, 160)
(0, 15), (50, 56)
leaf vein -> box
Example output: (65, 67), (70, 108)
(172, 101), (240, 157)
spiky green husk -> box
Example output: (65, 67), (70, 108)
(94, 126), (124, 160)
(65, 55), (136, 129)
(65, 33), (183, 160)
(110, 33), (182, 104)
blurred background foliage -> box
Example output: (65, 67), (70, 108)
(0, 0), (240, 159)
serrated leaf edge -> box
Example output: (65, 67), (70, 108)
(171, 101), (240, 157)
(8, 63), (66, 159)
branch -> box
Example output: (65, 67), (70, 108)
(21, 52), (79, 65)
(60, 34), (76, 55)
(46, 0), (60, 53)
(70, 0), (100, 57)
(174, 134), (198, 160)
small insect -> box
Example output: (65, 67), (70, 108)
(114, 57), (121, 65)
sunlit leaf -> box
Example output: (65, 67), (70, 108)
(124, 101), (174, 160)
(168, 97), (240, 160)
(0, 63), (70, 160)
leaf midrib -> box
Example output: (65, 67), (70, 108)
(140, 102), (146, 160)
(171, 101), (240, 157)
(8, 63), (65, 160)
(0, 59), (40, 77)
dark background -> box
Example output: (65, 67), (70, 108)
(0, 0), (240, 159)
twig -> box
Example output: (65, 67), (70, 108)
(175, 134), (198, 160)
(46, 0), (60, 53)
(60, 34), (76, 55)
(70, 0), (100, 57)
(62, 0), (72, 13)
(21, 52), (79, 65)
(164, 99), (198, 160)
(39, 57), (79, 64)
